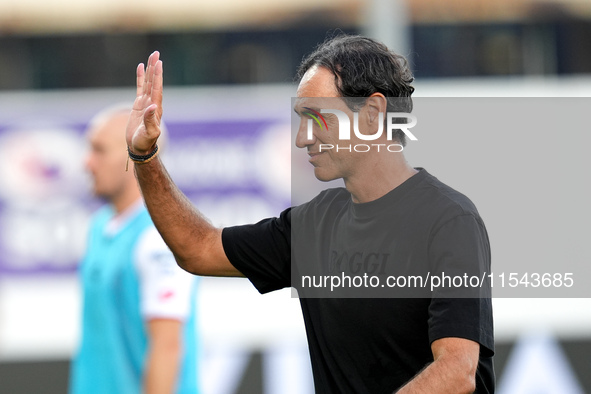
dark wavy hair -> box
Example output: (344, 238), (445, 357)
(296, 34), (414, 145)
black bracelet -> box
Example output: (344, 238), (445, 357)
(128, 144), (159, 162)
(126, 144), (159, 171)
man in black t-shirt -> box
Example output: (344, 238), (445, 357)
(126, 35), (495, 393)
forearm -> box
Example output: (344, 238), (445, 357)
(143, 335), (181, 394)
(134, 157), (221, 274)
(128, 52), (239, 277)
(396, 357), (475, 393)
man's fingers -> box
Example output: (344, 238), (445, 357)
(144, 52), (154, 96)
(136, 63), (145, 97)
(142, 51), (160, 99)
(149, 51), (160, 68)
(152, 60), (163, 107)
(146, 52), (159, 86)
(129, 51), (162, 153)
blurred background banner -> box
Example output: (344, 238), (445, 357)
(1, 0), (591, 392)
(0, 122), (91, 275)
(0, 87), (292, 276)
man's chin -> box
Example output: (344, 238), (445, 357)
(92, 188), (110, 201)
(313, 168), (338, 183)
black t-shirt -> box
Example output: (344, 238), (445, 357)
(222, 169), (495, 393)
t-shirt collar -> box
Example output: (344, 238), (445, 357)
(104, 198), (145, 237)
(350, 168), (427, 219)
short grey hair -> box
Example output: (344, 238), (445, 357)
(87, 102), (169, 152)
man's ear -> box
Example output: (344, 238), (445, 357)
(365, 93), (387, 125)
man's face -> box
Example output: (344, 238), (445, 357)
(84, 113), (133, 201)
(294, 65), (365, 182)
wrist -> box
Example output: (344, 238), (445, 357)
(126, 144), (159, 171)
(128, 144), (156, 156)
(128, 144), (159, 162)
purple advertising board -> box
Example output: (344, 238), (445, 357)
(0, 86), (293, 276)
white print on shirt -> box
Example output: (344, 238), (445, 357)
(135, 226), (195, 321)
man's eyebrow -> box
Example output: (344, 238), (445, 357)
(294, 102), (323, 116)
(299, 106), (322, 114)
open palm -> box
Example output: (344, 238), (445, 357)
(126, 51), (163, 155)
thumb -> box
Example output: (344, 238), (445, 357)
(143, 104), (161, 136)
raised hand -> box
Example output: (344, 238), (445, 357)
(126, 51), (163, 155)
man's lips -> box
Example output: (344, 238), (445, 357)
(308, 151), (325, 164)
(308, 151), (324, 157)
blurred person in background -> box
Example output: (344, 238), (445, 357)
(69, 105), (199, 394)
(127, 35), (494, 393)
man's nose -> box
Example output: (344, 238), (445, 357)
(295, 118), (315, 149)
(84, 153), (94, 172)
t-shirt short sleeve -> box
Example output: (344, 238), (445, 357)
(221, 208), (291, 294)
(427, 213), (494, 356)
(134, 226), (195, 321)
